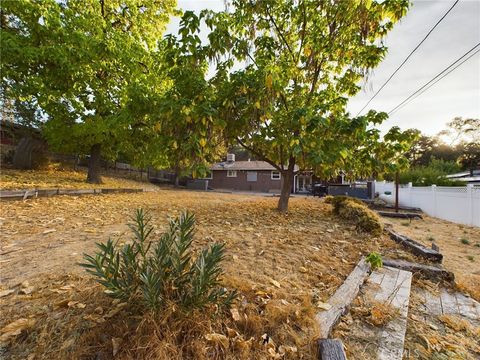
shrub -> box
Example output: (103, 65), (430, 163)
(329, 196), (383, 235)
(366, 252), (383, 270)
(81, 209), (236, 313)
(324, 195), (334, 204)
(329, 195), (364, 215)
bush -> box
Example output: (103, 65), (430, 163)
(81, 209), (236, 313)
(329, 196), (383, 235)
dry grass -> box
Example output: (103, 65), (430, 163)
(0, 190), (400, 359)
(386, 216), (480, 301)
(0, 167), (155, 190)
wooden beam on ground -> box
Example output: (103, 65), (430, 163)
(0, 188), (145, 201)
(317, 339), (347, 360)
(369, 266), (412, 360)
(385, 228), (443, 263)
(378, 211), (422, 219)
(382, 258), (454, 282)
(316, 257), (370, 338)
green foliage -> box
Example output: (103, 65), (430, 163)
(398, 159), (464, 186)
(1, 0), (176, 177)
(330, 196), (383, 235)
(137, 12), (226, 177)
(366, 252), (383, 270)
(81, 209), (236, 313)
(460, 238), (470, 245)
(202, 0), (410, 211)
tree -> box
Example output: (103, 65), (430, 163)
(1, 0), (176, 183)
(439, 117), (480, 145)
(458, 142), (480, 176)
(205, 0), (410, 211)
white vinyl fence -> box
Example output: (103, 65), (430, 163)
(374, 181), (480, 227)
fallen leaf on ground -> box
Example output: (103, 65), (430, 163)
(269, 279), (281, 288)
(0, 318), (36, 343)
(0, 289), (15, 298)
(112, 337), (122, 356)
(317, 302), (332, 311)
(205, 333), (229, 349)
(230, 308), (241, 321)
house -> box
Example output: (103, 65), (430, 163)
(445, 169), (480, 184)
(208, 154), (313, 193)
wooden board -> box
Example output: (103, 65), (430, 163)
(316, 257), (370, 338)
(419, 288), (480, 325)
(385, 229), (443, 263)
(317, 339), (347, 360)
(382, 258), (454, 282)
(0, 188), (145, 201)
(370, 267), (413, 360)
(378, 211), (423, 219)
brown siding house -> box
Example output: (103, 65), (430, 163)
(208, 157), (295, 193)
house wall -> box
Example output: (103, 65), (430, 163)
(209, 170), (283, 192)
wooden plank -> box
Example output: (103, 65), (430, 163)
(372, 267), (413, 360)
(385, 229), (443, 263)
(440, 289), (459, 315)
(316, 258), (370, 338)
(378, 211), (422, 219)
(423, 290), (442, 316)
(382, 258), (453, 282)
(318, 339), (347, 360)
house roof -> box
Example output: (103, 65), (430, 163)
(446, 169), (480, 178)
(211, 160), (277, 171)
(211, 160), (301, 171)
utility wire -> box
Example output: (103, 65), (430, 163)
(388, 43), (480, 115)
(356, 0), (460, 116)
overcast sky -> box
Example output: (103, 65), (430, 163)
(167, 0), (480, 136)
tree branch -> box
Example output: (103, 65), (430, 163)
(236, 137), (282, 172)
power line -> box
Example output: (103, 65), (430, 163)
(356, 0), (460, 116)
(388, 43), (480, 115)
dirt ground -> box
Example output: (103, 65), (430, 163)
(0, 189), (405, 359)
(1, 188), (478, 359)
(387, 216), (480, 300)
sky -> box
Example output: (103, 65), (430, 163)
(166, 0), (480, 136)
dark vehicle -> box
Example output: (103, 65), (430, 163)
(312, 183), (327, 197)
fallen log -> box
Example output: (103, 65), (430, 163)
(377, 211), (422, 219)
(318, 339), (347, 360)
(382, 258), (454, 283)
(386, 228), (442, 263)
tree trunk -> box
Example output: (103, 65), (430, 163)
(277, 158), (295, 212)
(86, 144), (103, 184)
(174, 166), (180, 187)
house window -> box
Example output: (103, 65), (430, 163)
(247, 171), (257, 182)
(227, 170), (237, 177)
(271, 171), (281, 180)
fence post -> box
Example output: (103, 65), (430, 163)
(407, 182), (413, 207)
(431, 185), (437, 217)
(467, 184), (473, 226)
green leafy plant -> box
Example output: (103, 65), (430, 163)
(460, 238), (470, 245)
(366, 252), (383, 270)
(81, 209), (236, 312)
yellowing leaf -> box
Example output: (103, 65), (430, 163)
(199, 138), (207, 148)
(265, 74), (273, 89)
(0, 318), (35, 343)
(269, 279), (281, 288)
(254, 101), (261, 109)
(205, 333), (229, 349)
